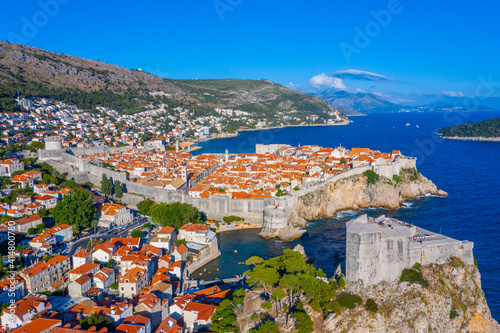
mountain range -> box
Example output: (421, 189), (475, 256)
(0, 41), (345, 124)
(312, 89), (497, 115)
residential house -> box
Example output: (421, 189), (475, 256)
(11, 318), (61, 333)
(12, 174), (34, 189)
(46, 255), (71, 289)
(0, 158), (24, 176)
(0, 275), (26, 305)
(133, 293), (166, 331)
(20, 262), (50, 293)
(29, 233), (56, 250)
(93, 267), (115, 290)
(22, 170), (43, 181)
(68, 274), (92, 297)
(156, 317), (184, 333)
(119, 267), (148, 299)
(99, 203), (133, 227)
(36, 194), (59, 209)
(15, 214), (42, 233)
(1, 296), (51, 330)
(150, 226), (176, 251)
(171, 244), (188, 262)
(92, 241), (116, 263)
(72, 249), (92, 269)
(117, 314), (152, 333)
(112, 237), (142, 250)
(183, 302), (216, 331)
(68, 262), (100, 283)
(178, 224), (215, 245)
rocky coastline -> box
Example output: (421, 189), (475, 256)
(439, 135), (500, 142)
(270, 170), (447, 241)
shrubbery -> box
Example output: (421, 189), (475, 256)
(364, 299), (378, 312)
(130, 230), (143, 238)
(291, 311), (314, 333)
(363, 170), (380, 184)
(399, 262), (429, 288)
(223, 215), (244, 223)
(449, 310), (459, 319)
(260, 301), (272, 310)
(336, 292), (363, 309)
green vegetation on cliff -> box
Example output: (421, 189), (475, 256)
(439, 118), (500, 138)
(218, 253), (496, 332)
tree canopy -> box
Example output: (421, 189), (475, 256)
(150, 202), (202, 229)
(137, 199), (155, 215)
(210, 289), (245, 333)
(52, 189), (97, 232)
(114, 180), (123, 198)
(439, 118), (500, 138)
(100, 174), (113, 197)
(130, 230), (142, 238)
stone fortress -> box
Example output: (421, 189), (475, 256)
(345, 214), (474, 285)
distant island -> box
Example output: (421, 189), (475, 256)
(438, 118), (500, 141)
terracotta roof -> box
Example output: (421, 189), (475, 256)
(175, 244), (188, 255)
(11, 318), (60, 333)
(68, 262), (99, 275)
(179, 223), (209, 232)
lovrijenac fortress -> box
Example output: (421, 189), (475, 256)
(346, 214), (474, 285)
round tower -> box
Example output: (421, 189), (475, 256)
(263, 204), (288, 232)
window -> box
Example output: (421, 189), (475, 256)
(131, 287), (134, 291)
(121, 287), (124, 291)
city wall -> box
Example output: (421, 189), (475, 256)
(40, 147), (416, 229)
(185, 238), (222, 276)
(42, 150), (283, 223)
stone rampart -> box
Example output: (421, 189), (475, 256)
(346, 214), (474, 286)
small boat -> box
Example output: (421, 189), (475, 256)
(406, 123), (411, 126)
(416, 125), (419, 129)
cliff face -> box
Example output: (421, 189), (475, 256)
(237, 260), (499, 333)
(323, 261), (499, 333)
(290, 171), (447, 228)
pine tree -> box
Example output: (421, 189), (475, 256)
(100, 174), (113, 197)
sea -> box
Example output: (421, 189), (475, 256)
(191, 110), (500, 320)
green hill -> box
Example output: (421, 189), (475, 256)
(0, 41), (346, 125)
(438, 118), (500, 138)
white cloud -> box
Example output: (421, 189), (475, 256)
(331, 69), (395, 82)
(309, 73), (346, 90)
(442, 90), (465, 97)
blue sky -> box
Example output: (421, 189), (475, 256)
(1, 0), (499, 103)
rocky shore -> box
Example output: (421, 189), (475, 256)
(440, 136), (500, 142)
(272, 170), (447, 240)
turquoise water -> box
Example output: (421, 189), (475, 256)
(192, 111), (500, 319)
